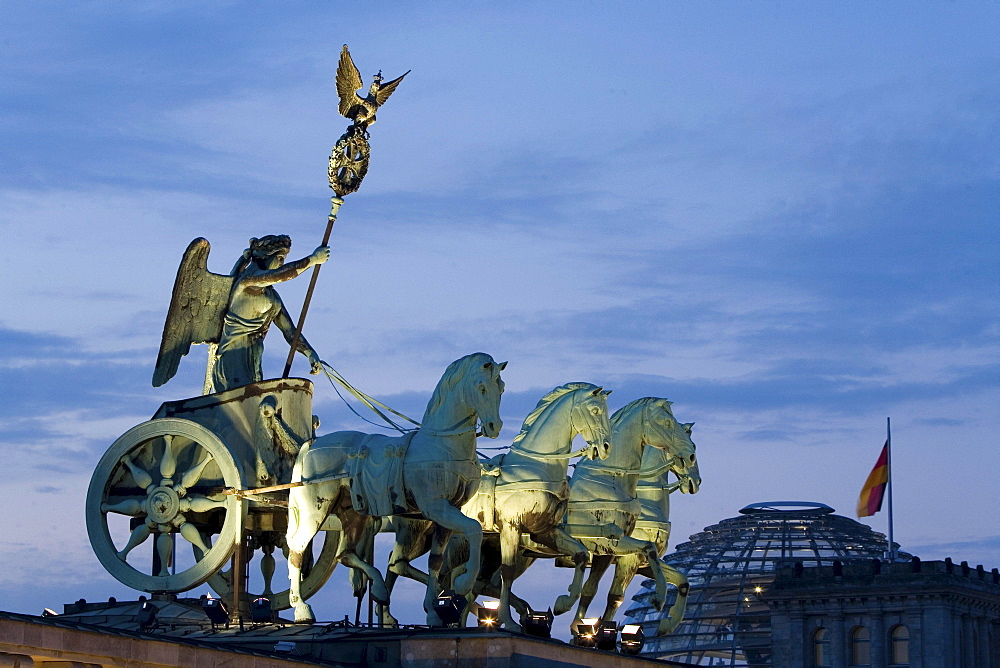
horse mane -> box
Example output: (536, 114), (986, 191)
(610, 396), (671, 431)
(423, 352), (496, 419)
(511, 382), (598, 446)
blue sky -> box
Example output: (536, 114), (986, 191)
(1, 2), (997, 632)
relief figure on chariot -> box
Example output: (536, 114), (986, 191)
(153, 233), (331, 392)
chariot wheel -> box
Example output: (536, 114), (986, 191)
(201, 527), (342, 611)
(86, 418), (245, 593)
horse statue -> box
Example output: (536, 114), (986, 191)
(464, 383), (612, 630)
(575, 418), (700, 634)
(380, 382), (613, 630)
(565, 397), (699, 634)
(285, 352), (505, 624)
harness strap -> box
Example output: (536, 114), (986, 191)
(494, 479), (568, 494)
(507, 443), (593, 461)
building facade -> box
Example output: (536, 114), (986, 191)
(768, 558), (1000, 668)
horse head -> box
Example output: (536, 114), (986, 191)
(643, 399), (700, 494)
(571, 387), (613, 460)
(468, 356), (506, 438)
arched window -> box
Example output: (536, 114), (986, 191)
(890, 624), (910, 666)
(850, 626), (871, 666)
(812, 627), (831, 668)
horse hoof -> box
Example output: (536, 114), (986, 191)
(504, 620), (523, 633)
(553, 595), (574, 616)
(293, 603), (316, 624)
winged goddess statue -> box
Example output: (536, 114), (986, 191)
(336, 44), (410, 134)
(153, 236), (329, 392)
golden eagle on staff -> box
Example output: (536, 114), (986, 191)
(336, 44), (409, 133)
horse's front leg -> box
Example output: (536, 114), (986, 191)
(531, 526), (592, 616)
(286, 485), (336, 623)
(381, 518), (433, 626)
(647, 563), (690, 635)
(419, 498), (484, 598)
(497, 521), (522, 632)
(423, 523), (454, 626)
(574, 554), (613, 628)
(587, 534), (669, 612)
(338, 514), (390, 606)
(603, 552), (641, 622)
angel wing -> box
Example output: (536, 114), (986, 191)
(336, 45), (364, 118)
(374, 70), (409, 106)
(152, 238), (233, 387)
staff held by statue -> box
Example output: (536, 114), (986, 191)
(281, 45), (409, 378)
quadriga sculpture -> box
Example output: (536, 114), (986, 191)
(380, 383), (613, 630)
(567, 397), (699, 634)
(285, 352), (505, 624)
(573, 422), (700, 634)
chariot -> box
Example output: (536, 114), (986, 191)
(85, 377), (340, 614)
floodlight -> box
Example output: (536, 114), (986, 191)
(619, 624), (644, 655)
(573, 617), (599, 648)
(42, 608), (58, 617)
(201, 596), (230, 628)
(251, 597), (273, 624)
(477, 599), (500, 627)
(433, 590), (466, 626)
(596, 621), (618, 650)
(138, 601), (157, 631)
(521, 609), (553, 639)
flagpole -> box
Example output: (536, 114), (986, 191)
(886, 416), (895, 561)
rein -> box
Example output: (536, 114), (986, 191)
(320, 361), (486, 438)
(320, 362), (419, 432)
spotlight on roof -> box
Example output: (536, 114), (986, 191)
(477, 599), (500, 628)
(596, 621), (618, 651)
(250, 597), (273, 624)
(138, 601), (157, 632)
(42, 608), (59, 617)
(573, 617), (600, 648)
(201, 596), (230, 629)
(521, 609), (553, 639)
(433, 590), (466, 627)
(619, 624), (645, 655)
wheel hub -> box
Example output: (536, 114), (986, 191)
(147, 486), (180, 524)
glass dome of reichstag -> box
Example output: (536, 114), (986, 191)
(623, 501), (906, 667)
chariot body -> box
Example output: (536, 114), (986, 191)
(85, 377), (342, 614)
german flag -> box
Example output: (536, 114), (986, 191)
(857, 441), (889, 517)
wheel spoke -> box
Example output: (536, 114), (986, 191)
(178, 521), (211, 556)
(177, 450), (213, 494)
(156, 533), (173, 577)
(102, 497), (145, 517)
(121, 454), (153, 490)
(159, 434), (177, 482)
(117, 523), (152, 560)
(180, 495), (227, 513)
